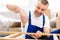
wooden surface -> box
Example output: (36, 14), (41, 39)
(10, 22), (21, 28)
(45, 9), (51, 19)
(0, 31), (60, 37)
(9, 28), (21, 32)
(56, 17), (60, 28)
(0, 31), (60, 40)
(0, 38), (25, 40)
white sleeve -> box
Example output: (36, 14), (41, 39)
(44, 16), (50, 28)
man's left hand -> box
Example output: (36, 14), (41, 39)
(30, 31), (42, 38)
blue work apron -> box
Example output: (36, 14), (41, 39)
(25, 11), (59, 40)
(25, 11), (45, 39)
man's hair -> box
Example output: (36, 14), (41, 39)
(41, 0), (49, 5)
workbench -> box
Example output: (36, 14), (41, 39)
(0, 31), (59, 40)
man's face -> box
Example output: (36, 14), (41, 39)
(34, 2), (48, 17)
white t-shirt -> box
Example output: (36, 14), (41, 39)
(25, 11), (50, 32)
(31, 12), (50, 28)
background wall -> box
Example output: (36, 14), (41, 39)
(0, 0), (28, 21)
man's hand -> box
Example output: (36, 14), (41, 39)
(30, 31), (42, 38)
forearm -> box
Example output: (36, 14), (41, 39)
(18, 10), (28, 26)
(18, 9), (25, 16)
(44, 27), (50, 33)
(43, 27), (50, 37)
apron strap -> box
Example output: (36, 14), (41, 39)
(43, 14), (45, 27)
(29, 11), (31, 25)
(29, 11), (45, 27)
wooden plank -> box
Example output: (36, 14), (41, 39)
(0, 31), (60, 38)
(9, 28), (21, 32)
(4, 32), (60, 38)
(44, 9), (51, 19)
(0, 31), (17, 34)
(4, 32), (21, 38)
(0, 38), (25, 40)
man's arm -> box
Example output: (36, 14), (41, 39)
(44, 27), (50, 33)
(43, 27), (50, 37)
(31, 27), (50, 38)
(43, 16), (50, 37)
(6, 4), (28, 26)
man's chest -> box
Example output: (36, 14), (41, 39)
(31, 15), (43, 28)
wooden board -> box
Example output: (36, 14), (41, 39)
(0, 31), (60, 40)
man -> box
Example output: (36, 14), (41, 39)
(6, 0), (50, 39)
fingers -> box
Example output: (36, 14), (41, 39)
(30, 33), (37, 38)
(34, 31), (42, 38)
(30, 32), (42, 38)
(20, 15), (28, 26)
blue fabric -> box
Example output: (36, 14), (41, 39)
(25, 11), (59, 40)
(50, 29), (59, 40)
(43, 14), (45, 27)
(25, 11), (45, 39)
